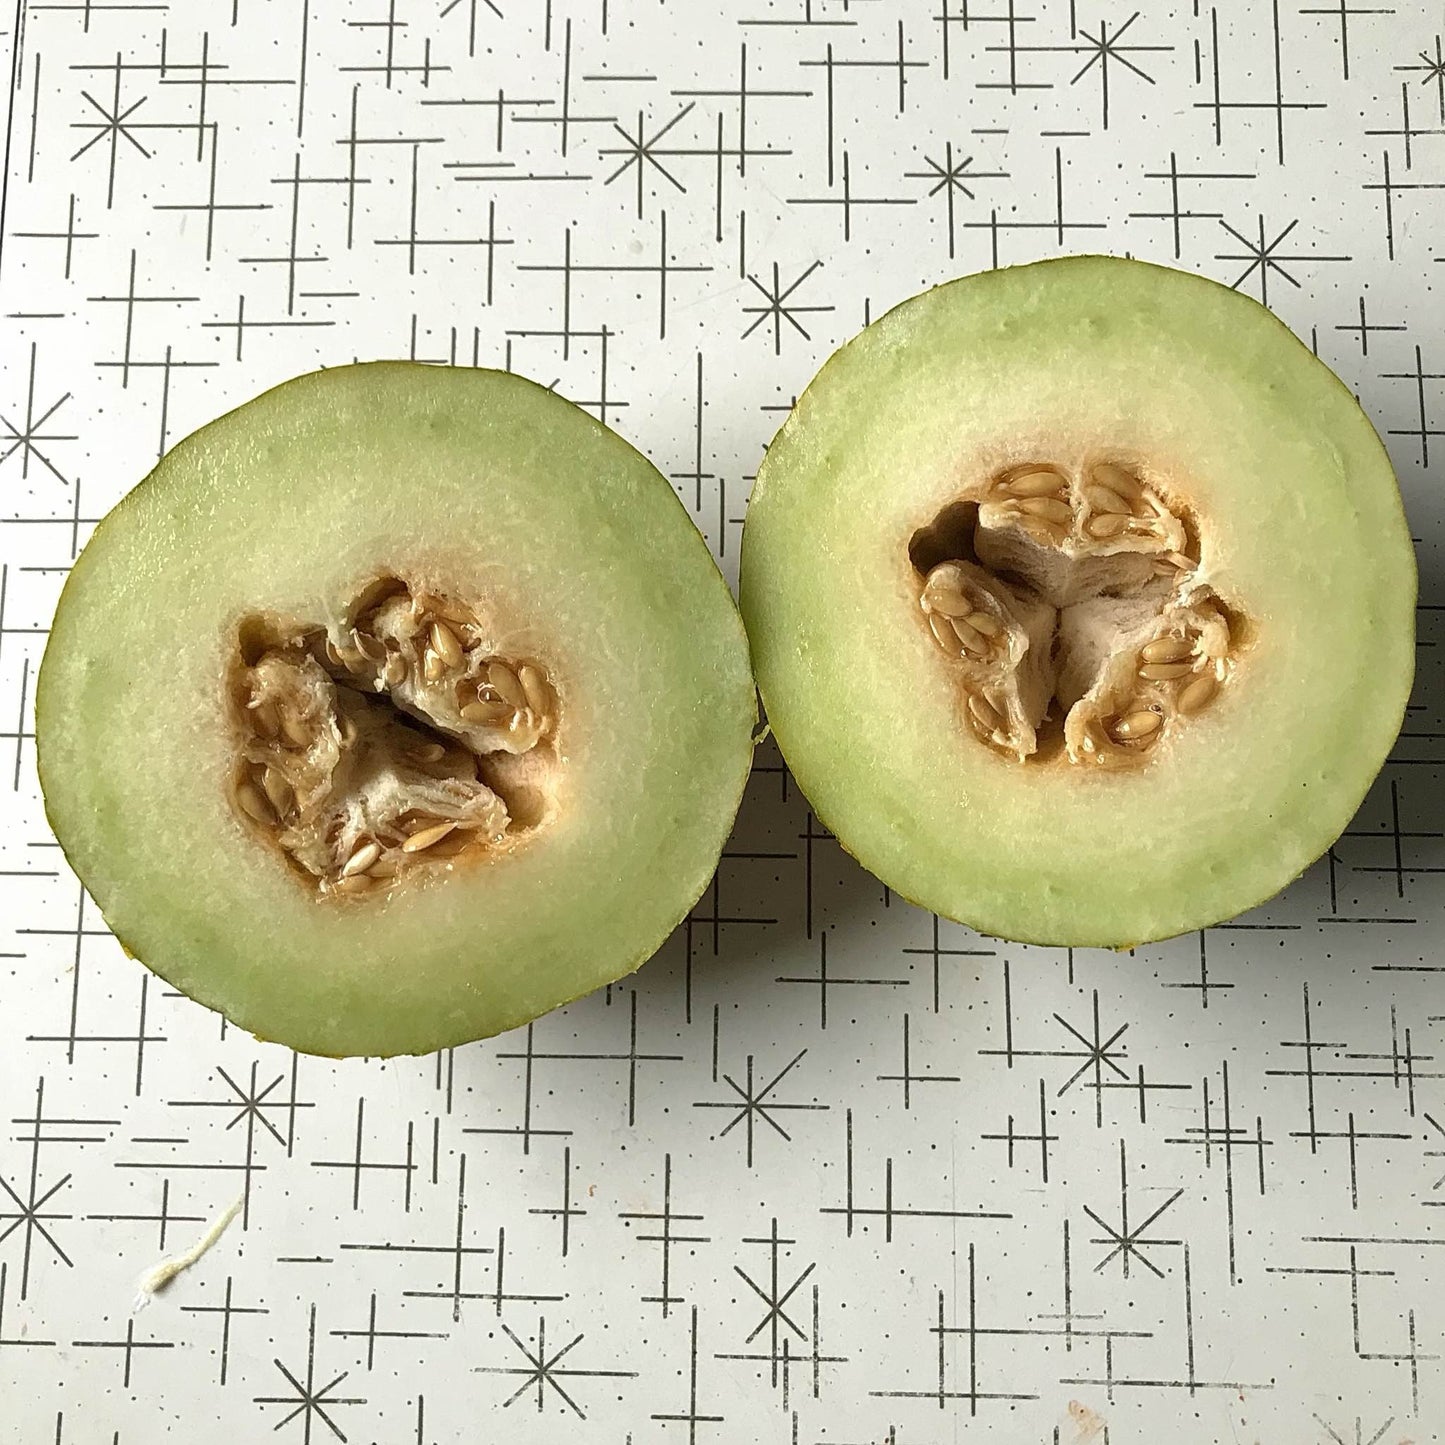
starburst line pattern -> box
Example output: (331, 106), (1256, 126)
(253, 1304), (365, 1442)
(1215, 215), (1351, 305)
(736, 1222), (813, 1355)
(1396, 34), (1445, 124)
(980, 986), (1133, 1127)
(0, 345), (75, 485)
(170, 1061), (307, 1142)
(740, 261), (833, 355)
(1314, 1414), (1395, 1445)
(0, 1079), (74, 1299)
(904, 141), (1008, 257)
(166, 1059), (309, 1225)
(984, 10), (1171, 127)
(1068, 12), (1168, 127)
(602, 103), (695, 210)
(714, 1281), (846, 1411)
(908, 144), (1000, 198)
(474, 1316), (637, 1416)
(693, 1049), (828, 1166)
(1083, 1141), (1184, 1279)
(71, 88), (150, 160)
(67, 58), (176, 207)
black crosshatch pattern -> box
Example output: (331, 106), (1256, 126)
(0, 0), (1442, 1439)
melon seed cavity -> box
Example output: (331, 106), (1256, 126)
(910, 461), (1243, 767)
(228, 577), (560, 899)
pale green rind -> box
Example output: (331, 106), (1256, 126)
(739, 256), (1415, 946)
(38, 363), (756, 1056)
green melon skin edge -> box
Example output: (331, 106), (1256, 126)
(38, 363), (757, 1058)
(739, 256), (1415, 947)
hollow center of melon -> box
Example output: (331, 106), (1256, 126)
(228, 576), (560, 898)
(908, 461), (1246, 767)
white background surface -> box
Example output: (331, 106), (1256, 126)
(2, 2), (1444, 1441)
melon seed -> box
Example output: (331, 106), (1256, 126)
(1085, 513), (1131, 539)
(1018, 496), (1073, 527)
(236, 780), (273, 825)
(1005, 469), (1067, 499)
(968, 694), (1004, 732)
(1177, 674), (1218, 714)
(342, 840), (382, 878)
(924, 588), (975, 618)
(402, 820), (457, 854)
(1084, 484), (1133, 515)
(1092, 463), (1144, 500)
(487, 662), (528, 709)
(429, 620), (464, 669)
(1141, 636), (1194, 664)
(251, 699), (280, 739)
(928, 612), (960, 653)
(1110, 710), (1162, 741)
(950, 616), (991, 655)
(261, 766), (293, 818)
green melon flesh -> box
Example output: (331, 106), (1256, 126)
(739, 256), (1415, 946)
(38, 363), (756, 1057)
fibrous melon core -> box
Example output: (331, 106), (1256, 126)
(231, 574), (561, 898)
(908, 459), (1245, 767)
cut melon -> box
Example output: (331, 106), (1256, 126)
(739, 257), (1415, 946)
(38, 363), (756, 1056)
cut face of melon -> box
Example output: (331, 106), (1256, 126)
(37, 363), (756, 1057)
(739, 256), (1415, 947)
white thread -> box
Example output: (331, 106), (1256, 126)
(131, 1194), (243, 1312)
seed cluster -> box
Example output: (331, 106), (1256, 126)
(992, 461), (1185, 556)
(918, 562), (1017, 749)
(1080, 618), (1227, 763)
(919, 459), (1238, 768)
(921, 563), (1006, 660)
(231, 579), (557, 898)
(993, 466), (1072, 542)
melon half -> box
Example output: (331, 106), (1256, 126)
(38, 363), (757, 1056)
(739, 256), (1415, 946)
